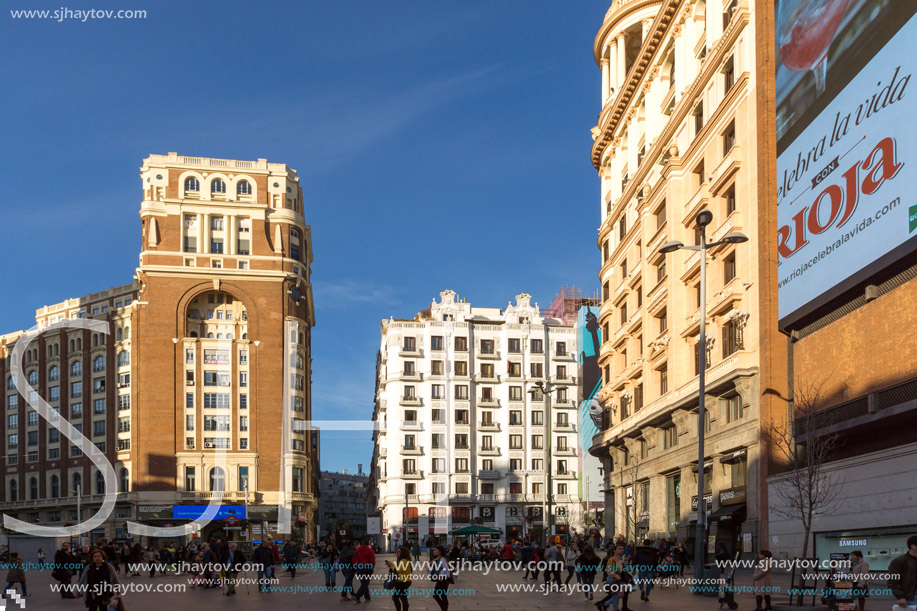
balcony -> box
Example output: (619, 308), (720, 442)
(496, 493), (526, 503)
(475, 372), (499, 382)
(684, 182), (709, 216)
(399, 396), (423, 407)
(401, 445), (424, 455)
(400, 421), (425, 431)
(478, 446), (501, 456)
(554, 351), (576, 361)
(553, 399), (577, 409)
(478, 469), (502, 479)
(477, 349), (501, 360)
(555, 470), (578, 480)
(180, 491), (249, 502)
(478, 421), (501, 432)
(554, 446), (576, 457)
(550, 375), (576, 385)
(554, 422), (577, 433)
(401, 372), (424, 382)
(478, 493), (495, 502)
(402, 470), (424, 480)
(379, 446), (387, 458)
(478, 397), (501, 408)
(399, 346), (423, 358)
(449, 494), (477, 504)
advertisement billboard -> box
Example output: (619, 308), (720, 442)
(576, 305), (604, 509)
(775, 0), (917, 326)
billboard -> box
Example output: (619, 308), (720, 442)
(775, 0), (917, 326)
(576, 305), (604, 509)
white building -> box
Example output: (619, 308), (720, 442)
(368, 290), (582, 548)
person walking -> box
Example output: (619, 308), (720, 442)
(577, 543), (601, 601)
(411, 540), (421, 562)
(849, 549), (870, 611)
(543, 543), (562, 589)
(36, 549), (45, 568)
(339, 540), (357, 601)
(320, 542), (338, 589)
(521, 541), (535, 581)
(52, 543), (78, 598)
(753, 549), (774, 611)
(565, 542), (581, 586)
(142, 545), (158, 578)
(283, 540), (301, 579)
(596, 544), (626, 611)
(252, 539), (275, 593)
(888, 535), (917, 609)
(4, 553), (28, 598)
(632, 539), (658, 602)
(386, 547), (413, 611)
(430, 545), (451, 611)
(353, 537), (377, 603)
(222, 542), (246, 597)
(78, 549), (119, 611)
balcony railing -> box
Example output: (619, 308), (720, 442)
(478, 446), (501, 456)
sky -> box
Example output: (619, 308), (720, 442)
(0, 0), (608, 472)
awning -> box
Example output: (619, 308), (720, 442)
(720, 449), (747, 464)
(708, 503), (746, 521)
(637, 519), (649, 529)
(692, 460), (714, 472)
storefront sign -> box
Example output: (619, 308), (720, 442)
(743, 532), (753, 553)
(719, 486), (747, 506)
(480, 506), (495, 522)
(691, 494), (713, 511)
(367, 517), (381, 535)
(838, 539), (867, 547)
(138, 505), (172, 520)
(172, 505), (246, 520)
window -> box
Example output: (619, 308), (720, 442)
(402, 336), (416, 351)
(93, 378), (105, 394)
(186, 415), (195, 431)
(532, 411), (543, 425)
(509, 435), (522, 449)
(6, 396), (16, 410)
(203, 393), (231, 409)
(531, 339), (543, 353)
(93, 421), (105, 437)
(656, 203), (667, 230)
(694, 102), (704, 133)
(510, 482), (522, 494)
(454, 361), (467, 376)
(71, 402), (83, 417)
(431, 433), (445, 449)
(634, 385), (644, 411)
(723, 120), (736, 155)
(49, 386), (60, 401)
(209, 467), (225, 491)
(657, 309), (668, 334)
(239, 394), (248, 409)
(454, 337), (468, 351)
(237, 181), (252, 196)
(663, 425), (677, 449)
(431, 336), (443, 351)
(656, 259), (666, 283)
(28, 370), (38, 385)
(211, 179), (226, 195)
(480, 339), (495, 354)
(431, 384), (444, 399)
(455, 458), (469, 473)
(93, 356), (105, 372)
(532, 435), (544, 449)
(431, 360), (443, 376)
(509, 411), (522, 425)
(726, 395), (745, 422)
(402, 459), (416, 474)
(557, 365), (567, 379)
(530, 362), (543, 378)
(454, 434), (468, 449)
(620, 302), (628, 325)
(723, 253), (736, 283)
(49, 366), (60, 381)
(509, 386), (523, 401)
(723, 320), (739, 357)
(724, 183), (736, 216)
(184, 177), (199, 193)
(93, 399), (105, 414)
(509, 460), (522, 472)
(619, 215), (627, 240)
(508, 338), (521, 354)
(184, 466), (196, 491)
(118, 417), (130, 433)
(508, 362), (521, 378)
(454, 385), (468, 400)
(117, 351), (130, 366)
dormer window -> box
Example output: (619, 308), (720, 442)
(211, 179), (226, 194)
(184, 177), (200, 193)
(237, 181), (252, 196)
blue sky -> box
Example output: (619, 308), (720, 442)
(0, 1), (606, 472)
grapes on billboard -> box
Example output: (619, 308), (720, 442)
(776, 0), (917, 327)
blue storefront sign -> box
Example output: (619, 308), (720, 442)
(172, 505), (246, 520)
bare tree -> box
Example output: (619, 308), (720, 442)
(618, 457), (641, 543)
(765, 377), (843, 602)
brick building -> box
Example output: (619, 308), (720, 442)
(0, 153), (319, 545)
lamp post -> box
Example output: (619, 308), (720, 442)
(659, 209), (748, 586)
(530, 379), (555, 546)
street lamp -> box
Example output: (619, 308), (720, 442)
(659, 209), (748, 586)
(530, 379), (556, 546)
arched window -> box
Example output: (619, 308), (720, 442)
(49, 366), (60, 381)
(55, 344), (60, 356)
(119, 468), (129, 493)
(9, 480), (17, 502)
(211, 179), (226, 194)
(190, 332), (198, 338)
(50, 475), (60, 498)
(207, 333), (214, 339)
(117, 351), (130, 366)
(216, 333), (223, 339)
(72, 472), (82, 495)
(209, 467), (225, 492)
(124, 327), (130, 339)
(184, 177), (200, 192)
(71, 361), (82, 376)
(93, 356), (105, 372)
(116, 328), (123, 341)
(237, 181), (252, 196)
(95, 471), (105, 495)
(29, 477), (38, 500)
(27, 371), (38, 385)
(70, 340), (75, 352)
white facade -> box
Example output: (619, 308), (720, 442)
(368, 290), (582, 548)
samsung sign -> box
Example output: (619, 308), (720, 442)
(838, 539), (867, 547)
(775, 1), (917, 327)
